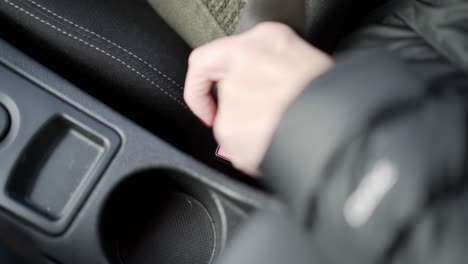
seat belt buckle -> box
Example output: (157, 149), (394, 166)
(215, 145), (232, 164)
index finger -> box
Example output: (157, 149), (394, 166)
(184, 37), (236, 126)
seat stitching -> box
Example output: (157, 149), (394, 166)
(1, 0), (188, 109)
(19, 1), (101, 41)
(24, 0), (185, 91)
(16, 0), (184, 96)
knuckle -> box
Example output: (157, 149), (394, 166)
(188, 49), (200, 66)
(249, 22), (296, 53)
(183, 89), (192, 105)
(254, 22), (293, 36)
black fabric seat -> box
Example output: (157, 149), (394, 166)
(0, 0), (191, 120)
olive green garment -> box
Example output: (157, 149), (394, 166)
(148, 0), (246, 47)
(148, 0), (305, 48)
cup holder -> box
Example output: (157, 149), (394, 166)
(100, 169), (224, 264)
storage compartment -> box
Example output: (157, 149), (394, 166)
(7, 116), (107, 220)
(0, 62), (121, 234)
(100, 169), (236, 264)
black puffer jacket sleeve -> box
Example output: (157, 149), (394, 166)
(261, 49), (467, 264)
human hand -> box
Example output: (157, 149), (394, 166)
(184, 22), (333, 175)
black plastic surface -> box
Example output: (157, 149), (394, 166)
(0, 38), (280, 264)
(0, 103), (9, 142)
(102, 172), (219, 264)
(8, 116), (112, 221)
(0, 63), (120, 234)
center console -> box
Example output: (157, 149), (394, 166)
(0, 39), (280, 264)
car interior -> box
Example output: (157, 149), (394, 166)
(0, 0), (390, 263)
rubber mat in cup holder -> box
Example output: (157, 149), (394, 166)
(100, 170), (222, 264)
